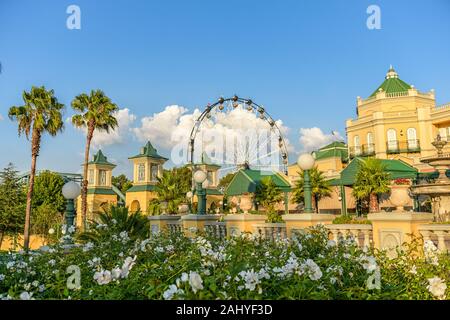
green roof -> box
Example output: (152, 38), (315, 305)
(225, 169), (291, 196)
(313, 141), (348, 162)
(126, 184), (157, 192)
(369, 66), (412, 97)
(194, 152), (221, 168)
(87, 187), (116, 195)
(331, 157), (418, 186)
(129, 141), (168, 161)
(88, 150), (115, 167)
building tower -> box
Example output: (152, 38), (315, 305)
(76, 150), (117, 226)
(125, 141), (168, 213)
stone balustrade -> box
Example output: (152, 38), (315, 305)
(204, 221), (227, 239)
(325, 224), (373, 248)
(418, 224), (450, 253)
(166, 220), (183, 234)
(253, 223), (287, 241)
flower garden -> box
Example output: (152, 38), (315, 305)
(1, 221), (448, 300)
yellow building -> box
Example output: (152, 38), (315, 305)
(346, 66), (450, 172)
(125, 141), (168, 213)
(76, 150), (117, 226)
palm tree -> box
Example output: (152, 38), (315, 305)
(8, 86), (64, 250)
(292, 167), (332, 213)
(148, 168), (191, 215)
(77, 205), (149, 243)
(352, 158), (391, 213)
(255, 177), (284, 222)
(71, 90), (118, 229)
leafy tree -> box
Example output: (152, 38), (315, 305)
(112, 174), (133, 194)
(8, 86), (64, 250)
(255, 177), (284, 222)
(32, 171), (65, 212)
(71, 90), (119, 230)
(292, 167), (332, 213)
(218, 172), (236, 193)
(30, 204), (63, 243)
(0, 163), (26, 247)
(78, 205), (149, 243)
(148, 166), (192, 215)
(352, 158), (391, 213)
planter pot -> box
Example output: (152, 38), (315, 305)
(390, 185), (411, 212)
(178, 204), (189, 215)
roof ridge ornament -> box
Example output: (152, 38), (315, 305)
(386, 65), (398, 79)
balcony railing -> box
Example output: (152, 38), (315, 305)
(349, 144), (376, 158)
(386, 139), (421, 154)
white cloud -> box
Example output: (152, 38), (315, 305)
(0, 114), (3, 121)
(132, 105), (292, 168)
(73, 108), (136, 149)
(298, 127), (343, 152)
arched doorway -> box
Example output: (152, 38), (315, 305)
(130, 200), (140, 212)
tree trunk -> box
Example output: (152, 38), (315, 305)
(24, 129), (41, 251)
(314, 195), (319, 213)
(369, 193), (379, 213)
(81, 122), (94, 231)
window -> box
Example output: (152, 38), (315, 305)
(387, 129), (397, 150)
(439, 127), (450, 141)
(151, 164), (158, 182)
(407, 128), (417, 149)
(207, 171), (214, 186)
(99, 170), (107, 186)
(366, 132), (374, 153)
(354, 136), (361, 155)
(138, 164), (145, 182)
(88, 169), (94, 185)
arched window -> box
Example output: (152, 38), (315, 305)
(366, 132), (374, 153)
(407, 128), (417, 149)
(387, 129), (397, 151)
(354, 136), (361, 155)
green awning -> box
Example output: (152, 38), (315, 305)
(332, 157), (418, 186)
(225, 169), (291, 196)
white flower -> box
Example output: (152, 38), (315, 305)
(155, 246), (164, 253)
(360, 255), (377, 274)
(61, 224), (67, 235)
(427, 277), (447, 299)
(20, 291), (33, 300)
(327, 240), (336, 248)
(239, 269), (261, 291)
(93, 270), (112, 285)
(0, 274), (5, 281)
(111, 219), (117, 225)
(68, 225), (76, 234)
(181, 272), (188, 282)
(83, 242), (94, 252)
(111, 267), (122, 280)
(302, 259), (322, 281)
(120, 256), (137, 278)
(48, 228), (55, 235)
(163, 284), (179, 300)
(38, 285), (45, 292)
(409, 265), (417, 275)
(330, 277), (337, 284)
(48, 259), (56, 266)
(189, 271), (204, 293)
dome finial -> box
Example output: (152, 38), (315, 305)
(386, 65), (398, 79)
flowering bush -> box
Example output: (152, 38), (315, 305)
(392, 178), (411, 185)
(0, 225), (448, 300)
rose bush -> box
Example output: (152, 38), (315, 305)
(0, 225), (448, 300)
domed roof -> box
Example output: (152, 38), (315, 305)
(369, 66), (412, 97)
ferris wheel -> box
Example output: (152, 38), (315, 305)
(188, 95), (289, 176)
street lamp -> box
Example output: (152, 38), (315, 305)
(297, 153), (315, 213)
(194, 170), (207, 215)
(62, 181), (81, 240)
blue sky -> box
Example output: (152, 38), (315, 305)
(1, 0), (450, 178)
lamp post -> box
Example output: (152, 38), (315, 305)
(62, 181), (81, 242)
(297, 153), (315, 214)
(194, 170), (207, 215)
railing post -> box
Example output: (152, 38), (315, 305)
(363, 230), (371, 248)
(435, 231), (448, 253)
